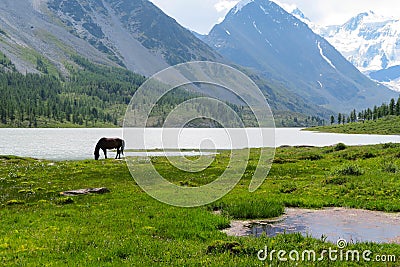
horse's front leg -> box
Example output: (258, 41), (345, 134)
(103, 148), (107, 159)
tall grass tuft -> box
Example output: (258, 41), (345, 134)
(220, 200), (284, 219)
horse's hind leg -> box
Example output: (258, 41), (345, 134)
(103, 148), (107, 159)
(115, 148), (120, 159)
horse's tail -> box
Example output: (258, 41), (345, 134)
(121, 139), (125, 155)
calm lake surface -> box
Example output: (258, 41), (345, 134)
(0, 128), (400, 160)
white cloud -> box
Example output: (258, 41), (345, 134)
(271, 0), (297, 13)
(214, 0), (239, 13)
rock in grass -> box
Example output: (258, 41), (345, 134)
(60, 187), (110, 196)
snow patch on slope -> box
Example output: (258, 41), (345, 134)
(317, 42), (336, 69)
(253, 21), (262, 34)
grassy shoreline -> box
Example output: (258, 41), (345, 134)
(305, 115), (400, 135)
(1, 144), (400, 265)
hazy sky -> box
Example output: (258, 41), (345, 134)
(148, 0), (400, 34)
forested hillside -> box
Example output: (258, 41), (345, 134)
(0, 54), (145, 127)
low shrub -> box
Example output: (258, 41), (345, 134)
(382, 143), (400, 149)
(334, 143), (347, 151)
(333, 164), (364, 176)
(300, 153), (323, 161)
(279, 184), (297, 193)
(361, 152), (376, 159)
(381, 161), (399, 173)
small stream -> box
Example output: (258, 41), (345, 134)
(224, 208), (400, 244)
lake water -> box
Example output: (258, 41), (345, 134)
(0, 128), (400, 160)
(227, 208), (400, 244)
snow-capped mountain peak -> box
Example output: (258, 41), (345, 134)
(325, 12), (400, 75)
(232, 0), (254, 14)
(342, 10), (396, 32)
(291, 8), (309, 22)
(291, 7), (400, 92)
(204, 0), (396, 111)
(343, 11), (373, 31)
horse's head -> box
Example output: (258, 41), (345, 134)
(94, 150), (100, 160)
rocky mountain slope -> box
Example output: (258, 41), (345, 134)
(0, 0), (222, 76)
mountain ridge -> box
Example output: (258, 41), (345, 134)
(0, 0), (225, 77)
(203, 0), (396, 112)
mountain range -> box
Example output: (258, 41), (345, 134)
(0, 0), (332, 122)
(0, 0), (397, 126)
(292, 9), (400, 92)
(202, 0), (396, 112)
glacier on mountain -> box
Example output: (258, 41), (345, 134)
(320, 11), (400, 73)
(291, 8), (400, 91)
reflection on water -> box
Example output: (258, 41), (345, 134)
(250, 208), (400, 244)
(251, 220), (307, 237)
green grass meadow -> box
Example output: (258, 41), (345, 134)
(1, 144), (400, 266)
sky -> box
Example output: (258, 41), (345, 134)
(148, 0), (400, 34)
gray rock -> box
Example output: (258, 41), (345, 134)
(60, 187), (110, 196)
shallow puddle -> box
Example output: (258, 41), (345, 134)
(224, 208), (400, 244)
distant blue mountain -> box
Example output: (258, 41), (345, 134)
(204, 0), (396, 112)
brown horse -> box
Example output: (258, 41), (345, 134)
(94, 137), (125, 160)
